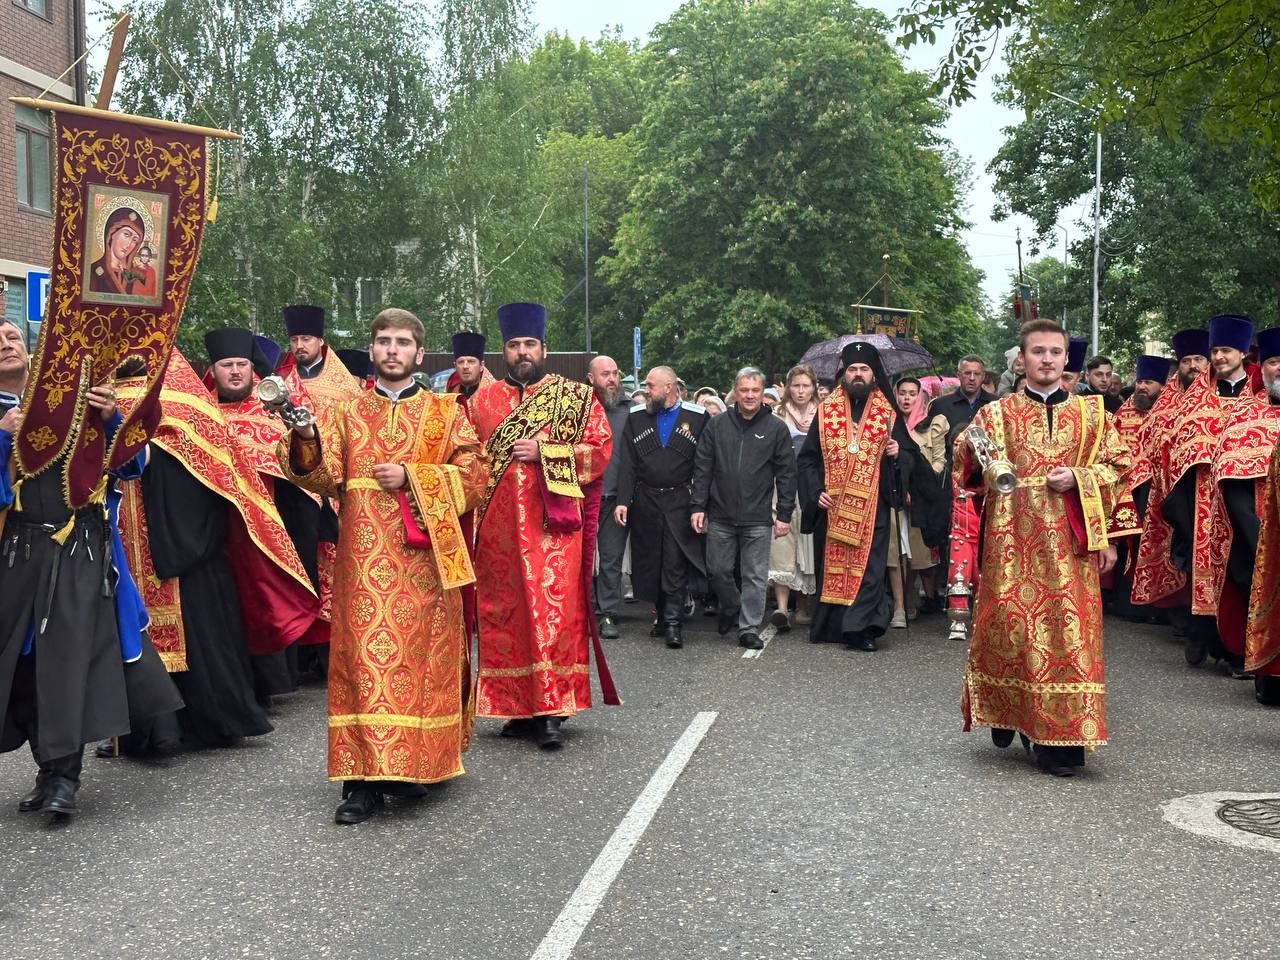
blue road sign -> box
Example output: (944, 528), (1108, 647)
(26, 271), (50, 323)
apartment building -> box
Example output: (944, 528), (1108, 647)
(0, 0), (86, 344)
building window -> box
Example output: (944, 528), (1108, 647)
(13, 0), (49, 18)
(16, 104), (52, 214)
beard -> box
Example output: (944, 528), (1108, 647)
(1268, 379), (1280, 403)
(1178, 370), (1197, 389)
(216, 383), (253, 403)
(596, 386), (620, 410)
(843, 379), (872, 402)
(511, 359), (544, 384)
(1132, 391), (1157, 412)
(646, 397), (665, 415)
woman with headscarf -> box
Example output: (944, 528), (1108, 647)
(768, 365), (819, 631)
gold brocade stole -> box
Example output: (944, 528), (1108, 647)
(987, 395), (1112, 551)
(403, 397), (476, 590)
(478, 376), (592, 526)
(818, 389), (893, 605)
(118, 481), (186, 671)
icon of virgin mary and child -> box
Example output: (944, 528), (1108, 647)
(88, 206), (158, 299)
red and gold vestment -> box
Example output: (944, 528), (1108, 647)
(1131, 380), (1189, 606)
(282, 387), (487, 784)
(957, 393), (1129, 748)
(814, 387), (893, 605)
(1160, 370), (1240, 617)
(277, 347), (362, 415)
(469, 375), (617, 719)
(1212, 390), (1280, 659)
(1247, 440), (1280, 677)
(117, 352), (319, 668)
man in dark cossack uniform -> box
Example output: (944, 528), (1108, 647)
(614, 365), (708, 649)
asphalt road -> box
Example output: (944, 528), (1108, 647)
(1, 606), (1277, 960)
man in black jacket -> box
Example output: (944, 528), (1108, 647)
(691, 366), (797, 649)
(615, 366), (708, 649)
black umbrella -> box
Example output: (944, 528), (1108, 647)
(799, 334), (934, 383)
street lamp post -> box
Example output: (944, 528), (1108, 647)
(1051, 223), (1069, 329)
(1049, 92), (1102, 356)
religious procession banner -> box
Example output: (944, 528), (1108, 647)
(9, 99), (236, 508)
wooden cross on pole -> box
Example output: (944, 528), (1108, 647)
(94, 13), (131, 110)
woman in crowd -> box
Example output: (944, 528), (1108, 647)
(768, 364), (819, 631)
(886, 377), (948, 625)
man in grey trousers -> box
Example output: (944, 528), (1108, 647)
(690, 367), (797, 649)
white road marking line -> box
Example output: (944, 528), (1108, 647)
(530, 711), (719, 960)
(741, 623), (778, 659)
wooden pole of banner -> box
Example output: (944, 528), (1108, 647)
(95, 13), (131, 110)
(9, 98), (241, 140)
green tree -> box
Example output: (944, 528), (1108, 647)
(107, 0), (434, 355)
(989, 91), (1280, 347)
(898, 0), (1280, 208)
(603, 0), (982, 386)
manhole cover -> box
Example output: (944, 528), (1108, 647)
(1162, 791), (1280, 854)
(1217, 798), (1280, 839)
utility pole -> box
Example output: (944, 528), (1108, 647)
(583, 166), (591, 354)
(1049, 91), (1102, 354)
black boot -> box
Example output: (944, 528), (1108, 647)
(535, 716), (564, 751)
(41, 777), (79, 815)
(664, 623), (683, 649)
(17, 772), (49, 814)
(991, 728), (1015, 749)
(36, 749), (82, 816)
(335, 783), (384, 824)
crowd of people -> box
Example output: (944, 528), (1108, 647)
(1, 302), (1278, 827)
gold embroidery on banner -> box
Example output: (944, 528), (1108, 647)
(25, 426), (58, 451)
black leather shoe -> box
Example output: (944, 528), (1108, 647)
(664, 624), (683, 649)
(991, 728), (1015, 749)
(1033, 746), (1078, 778)
(739, 633), (764, 650)
(501, 718), (534, 738)
(1185, 634), (1208, 666)
(851, 635), (878, 652)
(40, 777), (78, 816)
(717, 610), (737, 636)
(598, 616), (619, 640)
(17, 777), (47, 814)
(334, 788), (383, 824)
(1256, 677), (1280, 706)
(94, 739), (119, 759)
(535, 717), (564, 751)
(649, 619), (663, 638)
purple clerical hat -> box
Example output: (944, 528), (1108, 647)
(1065, 337), (1089, 374)
(282, 304), (326, 338)
(452, 330), (486, 360)
(1257, 328), (1280, 363)
(497, 302), (547, 343)
(1208, 314), (1253, 353)
(1134, 354), (1171, 384)
(1171, 329), (1209, 360)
